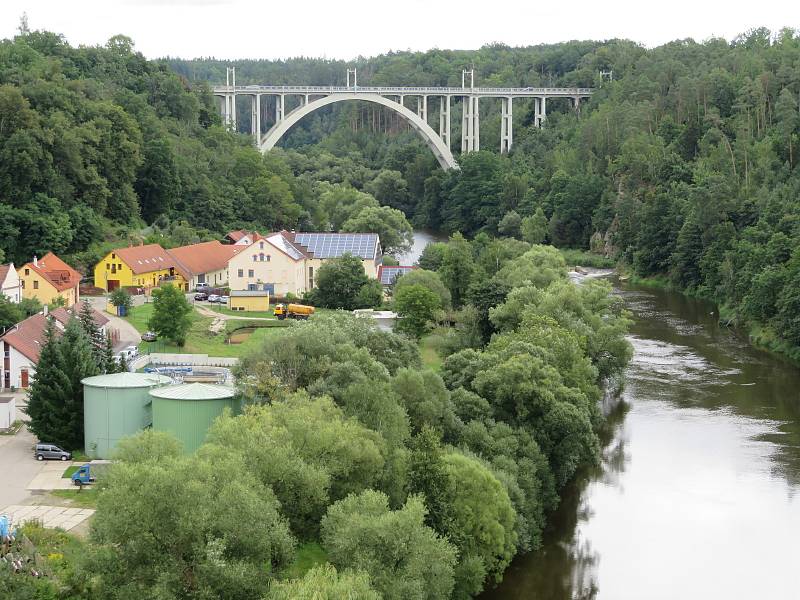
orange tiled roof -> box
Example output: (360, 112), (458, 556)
(166, 241), (242, 276)
(21, 253), (81, 292)
(0, 264), (11, 284)
(111, 244), (187, 278)
(0, 313), (55, 363)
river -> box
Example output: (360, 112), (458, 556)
(483, 278), (800, 600)
(396, 229), (448, 265)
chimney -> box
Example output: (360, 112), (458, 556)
(33, 255), (38, 267)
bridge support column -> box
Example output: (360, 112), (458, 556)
(418, 95), (427, 123)
(223, 93), (237, 131)
(534, 97), (547, 128)
(501, 97), (513, 153)
(251, 94), (261, 142)
(573, 96), (581, 114)
(461, 95), (479, 153)
(275, 94), (284, 124)
(439, 96), (450, 149)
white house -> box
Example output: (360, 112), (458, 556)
(1, 306), (111, 390)
(227, 231), (382, 297)
(0, 263), (21, 303)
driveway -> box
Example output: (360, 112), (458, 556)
(84, 295), (142, 351)
(0, 424), (45, 507)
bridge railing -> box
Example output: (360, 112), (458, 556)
(212, 85), (594, 96)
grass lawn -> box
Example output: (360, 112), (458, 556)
(420, 333), (443, 372)
(50, 488), (100, 509)
(282, 542), (328, 579)
(62, 465), (80, 479)
(127, 303), (289, 358)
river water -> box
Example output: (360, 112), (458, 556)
(395, 229), (448, 265)
(484, 279), (800, 600)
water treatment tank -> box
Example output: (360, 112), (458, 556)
(82, 372), (172, 459)
(149, 383), (239, 453)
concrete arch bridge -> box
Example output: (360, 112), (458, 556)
(213, 71), (593, 170)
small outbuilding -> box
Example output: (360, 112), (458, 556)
(149, 383), (239, 453)
(0, 396), (16, 429)
(229, 289), (270, 312)
(82, 372), (172, 459)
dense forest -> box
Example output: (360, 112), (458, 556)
(169, 28), (800, 355)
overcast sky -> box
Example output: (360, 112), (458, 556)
(2, 0), (799, 61)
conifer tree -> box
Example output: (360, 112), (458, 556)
(26, 318), (71, 447)
(58, 319), (100, 450)
(102, 332), (118, 373)
(78, 300), (106, 369)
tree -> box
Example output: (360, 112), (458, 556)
(89, 448), (295, 599)
(0, 294), (23, 331)
(310, 254), (381, 311)
(114, 429), (183, 463)
(521, 207), (549, 244)
(109, 288), (132, 313)
(26, 317), (98, 450)
(321, 490), (457, 600)
(148, 284), (192, 346)
(266, 564), (380, 600)
(394, 284), (441, 339)
(440, 452), (518, 596)
(18, 297), (42, 317)
(438, 233), (475, 308)
(78, 299), (106, 368)
(342, 205), (413, 255)
(497, 210), (522, 238)
(392, 269), (451, 309)
(366, 169), (412, 213)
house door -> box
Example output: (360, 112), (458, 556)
(21, 368), (29, 388)
(107, 280), (120, 291)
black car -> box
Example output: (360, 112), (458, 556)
(194, 292), (208, 301)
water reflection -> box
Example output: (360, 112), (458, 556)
(482, 280), (800, 599)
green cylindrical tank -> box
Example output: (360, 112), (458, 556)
(149, 383), (239, 453)
(82, 373), (172, 459)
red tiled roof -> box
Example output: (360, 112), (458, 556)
(111, 244), (187, 278)
(0, 313), (55, 363)
(167, 241), (242, 276)
(0, 264), (10, 284)
(50, 306), (110, 329)
(226, 230), (247, 242)
(21, 253), (81, 292)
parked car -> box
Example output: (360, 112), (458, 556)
(208, 294), (221, 303)
(142, 331), (157, 342)
(219, 295), (230, 305)
(196, 283), (211, 291)
(194, 292), (208, 301)
(34, 443), (71, 461)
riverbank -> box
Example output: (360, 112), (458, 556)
(621, 271), (800, 364)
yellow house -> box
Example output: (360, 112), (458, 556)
(94, 244), (188, 292)
(229, 290), (270, 311)
(18, 253), (82, 307)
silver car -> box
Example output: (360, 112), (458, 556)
(34, 443), (71, 461)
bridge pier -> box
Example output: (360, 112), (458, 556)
(461, 95), (479, 153)
(250, 94), (260, 141)
(501, 97), (513, 153)
(275, 94), (284, 124)
(439, 96), (450, 149)
(418, 95), (427, 123)
(534, 96), (547, 127)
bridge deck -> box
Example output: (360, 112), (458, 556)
(212, 85), (593, 98)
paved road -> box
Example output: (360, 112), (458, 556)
(0, 424), (44, 507)
(85, 295), (142, 351)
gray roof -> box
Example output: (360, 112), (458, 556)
(81, 372), (172, 388)
(149, 383), (236, 400)
(266, 233), (305, 261)
(230, 290), (270, 297)
(293, 233), (380, 260)
(379, 266), (415, 285)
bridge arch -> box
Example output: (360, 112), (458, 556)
(259, 93), (458, 170)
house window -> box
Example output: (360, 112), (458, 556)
(111, 253), (116, 259)
(248, 284), (257, 291)
(33, 280), (39, 290)
(253, 255), (257, 262)
(198, 274), (206, 284)
(248, 269), (254, 277)
(24, 269), (29, 276)
(266, 255), (271, 262)
(20, 280), (25, 289)
(259, 242), (264, 249)
(259, 253), (265, 261)
(238, 269), (243, 277)
(106, 263), (109, 270)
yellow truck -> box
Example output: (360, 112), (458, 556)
(273, 303), (315, 320)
